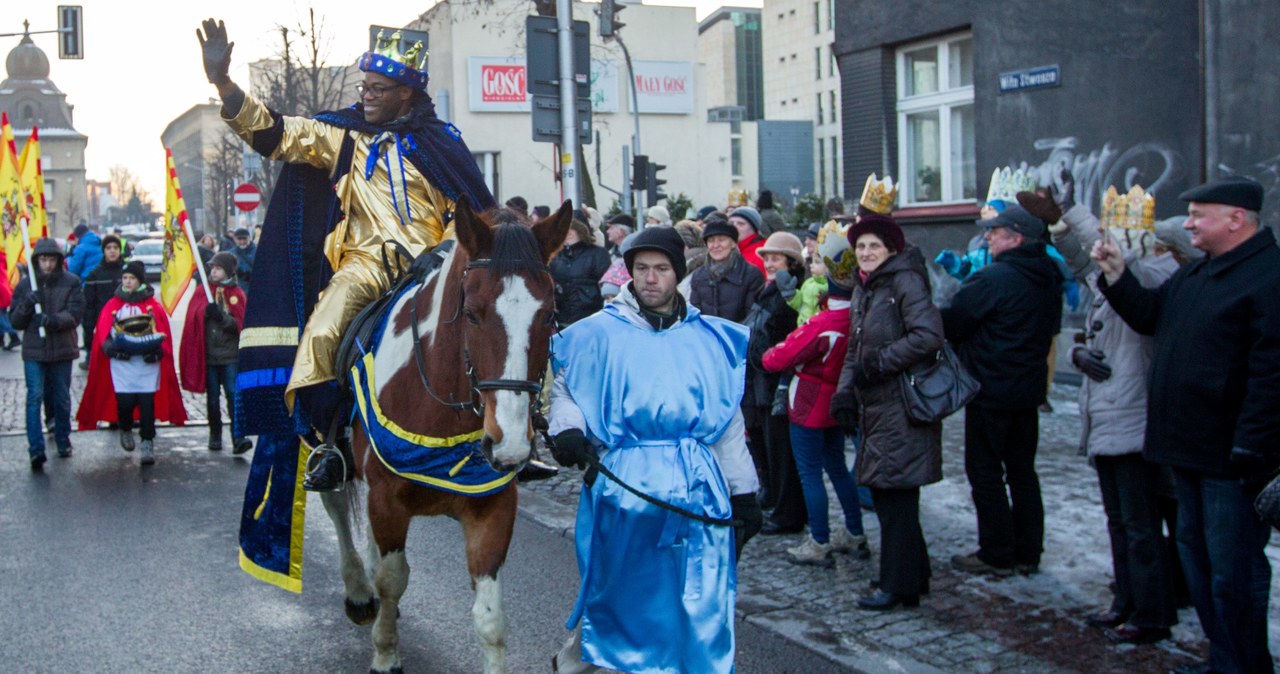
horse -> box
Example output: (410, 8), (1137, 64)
(319, 200), (572, 674)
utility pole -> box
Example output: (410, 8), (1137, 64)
(556, 0), (580, 207)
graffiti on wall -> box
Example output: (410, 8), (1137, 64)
(1012, 137), (1184, 214)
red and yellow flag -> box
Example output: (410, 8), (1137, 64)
(17, 126), (48, 240)
(1, 112), (28, 287)
(160, 148), (196, 314)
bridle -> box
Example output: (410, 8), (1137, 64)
(407, 257), (549, 418)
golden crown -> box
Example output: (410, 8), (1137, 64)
(985, 166), (1037, 205)
(359, 30), (430, 89)
(1100, 185), (1156, 231)
(859, 173), (898, 215)
(727, 189), (750, 207)
(817, 220), (856, 282)
(374, 30), (428, 71)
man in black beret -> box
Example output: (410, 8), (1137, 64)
(1093, 175), (1278, 674)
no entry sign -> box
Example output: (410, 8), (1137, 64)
(233, 183), (262, 212)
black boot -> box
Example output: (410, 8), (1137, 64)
(303, 441), (351, 492)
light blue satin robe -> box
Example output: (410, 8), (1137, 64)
(552, 302), (748, 674)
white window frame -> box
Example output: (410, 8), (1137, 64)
(895, 32), (974, 206)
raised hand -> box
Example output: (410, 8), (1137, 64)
(1090, 232), (1125, 283)
(196, 18), (235, 86)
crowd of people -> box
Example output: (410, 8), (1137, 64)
(11, 222), (257, 469)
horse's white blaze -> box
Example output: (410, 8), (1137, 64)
(372, 248), (457, 399)
(472, 575), (506, 674)
(489, 276), (539, 465)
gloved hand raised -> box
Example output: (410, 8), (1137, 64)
(774, 268), (798, 300)
(1053, 166), (1075, 210)
(1072, 348), (1112, 383)
(196, 19), (235, 86)
(934, 250), (962, 276)
(551, 429), (595, 470)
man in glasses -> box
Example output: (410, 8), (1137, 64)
(197, 19), (496, 491)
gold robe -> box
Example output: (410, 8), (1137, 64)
(225, 94), (455, 397)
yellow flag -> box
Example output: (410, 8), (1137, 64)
(0, 112), (28, 288)
(160, 148), (196, 314)
(17, 126), (48, 240)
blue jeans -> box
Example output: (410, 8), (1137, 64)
(207, 362), (239, 439)
(789, 423), (863, 543)
(24, 360), (72, 455)
(0, 308), (17, 338)
(1174, 469), (1273, 674)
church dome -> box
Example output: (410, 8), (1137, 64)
(6, 35), (50, 80)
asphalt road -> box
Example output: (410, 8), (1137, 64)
(0, 427), (838, 673)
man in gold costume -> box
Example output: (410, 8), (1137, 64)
(198, 19), (498, 490)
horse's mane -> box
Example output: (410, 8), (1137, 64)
(487, 222), (546, 277)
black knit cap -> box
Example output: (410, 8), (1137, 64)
(123, 260), (146, 282)
(625, 226), (687, 281)
(210, 252), (238, 278)
(1179, 175), (1264, 211)
(701, 218), (738, 242)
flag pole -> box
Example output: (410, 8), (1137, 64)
(183, 217), (214, 304)
(18, 216), (44, 338)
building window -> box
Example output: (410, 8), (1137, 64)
(827, 0), (835, 31)
(817, 93), (823, 126)
(830, 136), (839, 196)
(815, 47), (822, 80)
(896, 33), (975, 205)
(830, 50), (836, 77)
(731, 137), (743, 177)
(829, 91), (837, 124)
(813, 2), (820, 34)
(818, 138), (826, 197)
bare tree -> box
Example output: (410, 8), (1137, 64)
(203, 131), (244, 237)
(107, 165), (152, 207)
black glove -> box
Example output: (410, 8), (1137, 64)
(196, 19), (235, 85)
(551, 429), (595, 470)
(774, 269), (798, 300)
(411, 240), (455, 283)
(1053, 166), (1075, 210)
(205, 303), (225, 321)
(105, 342), (131, 361)
(829, 390), (859, 435)
(37, 314), (52, 330)
(1072, 348), (1112, 383)
(1230, 447), (1279, 489)
(143, 352), (161, 364)
(731, 493), (764, 557)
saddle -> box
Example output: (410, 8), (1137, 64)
(334, 272), (416, 397)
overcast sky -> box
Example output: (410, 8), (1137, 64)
(6, 0), (755, 203)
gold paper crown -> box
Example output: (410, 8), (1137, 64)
(372, 30), (428, 72)
(817, 220), (856, 282)
(727, 189), (750, 207)
(1100, 185), (1156, 231)
(985, 167), (1037, 205)
(859, 173), (898, 215)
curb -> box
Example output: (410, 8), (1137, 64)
(515, 488), (947, 674)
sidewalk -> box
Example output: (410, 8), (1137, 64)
(518, 383), (1280, 674)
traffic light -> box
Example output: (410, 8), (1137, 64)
(57, 5), (83, 59)
(631, 154), (649, 191)
(646, 162), (667, 204)
(599, 0), (626, 37)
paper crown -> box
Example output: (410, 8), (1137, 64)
(985, 167), (1037, 205)
(359, 30), (429, 90)
(1100, 185), (1156, 231)
(727, 189), (750, 207)
(816, 220), (856, 283)
(859, 173), (898, 215)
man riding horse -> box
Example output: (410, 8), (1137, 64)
(197, 19), (556, 490)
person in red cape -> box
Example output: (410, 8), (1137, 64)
(180, 252), (250, 454)
(77, 260), (187, 464)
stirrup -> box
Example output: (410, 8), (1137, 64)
(303, 442), (349, 492)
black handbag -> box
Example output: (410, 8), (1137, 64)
(899, 342), (980, 424)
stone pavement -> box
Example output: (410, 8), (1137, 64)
(518, 383), (1280, 674)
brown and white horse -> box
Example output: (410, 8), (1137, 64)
(320, 201), (571, 674)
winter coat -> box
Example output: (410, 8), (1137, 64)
(737, 233), (767, 276)
(232, 242), (257, 285)
(743, 278), (800, 418)
(688, 251), (765, 324)
(10, 247), (85, 363)
(180, 279), (248, 392)
(941, 241), (1063, 410)
(788, 275), (827, 325)
(759, 208), (786, 237)
(66, 230), (103, 279)
(1053, 208), (1180, 458)
(81, 256), (125, 331)
(550, 241), (613, 328)
(1100, 227), (1280, 478)
(838, 248), (944, 489)
(762, 299), (850, 428)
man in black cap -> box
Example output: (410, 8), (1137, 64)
(603, 213), (635, 261)
(231, 227), (256, 294)
(545, 226), (761, 672)
(1093, 176), (1279, 674)
(943, 204), (1063, 578)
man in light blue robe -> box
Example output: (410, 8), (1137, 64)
(548, 227), (761, 674)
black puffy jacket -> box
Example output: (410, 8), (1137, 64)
(550, 242), (611, 328)
(941, 241), (1062, 410)
(688, 252), (764, 324)
(82, 256), (125, 330)
(10, 240), (86, 363)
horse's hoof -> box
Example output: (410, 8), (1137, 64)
(345, 597), (379, 625)
(369, 668), (403, 674)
